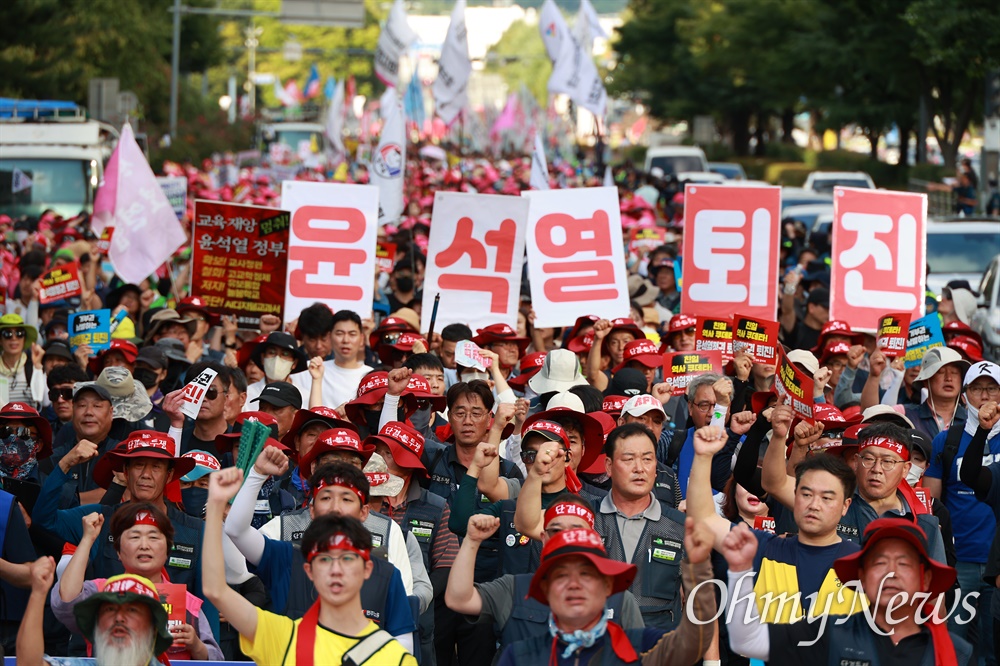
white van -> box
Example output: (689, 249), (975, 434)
(644, 146), (708, 176)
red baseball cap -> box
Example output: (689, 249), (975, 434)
(177, 296), (220, 326)
(507, 352), (547, 391)
(88, 339), (138, 375)
(819, 341), (852, 366)
(602, 395), (629, 419)
(365, 421), (426, 473)
(812, 320), (863, 354)
(612, 339), (663, 373)
(949, 335), (984, 363)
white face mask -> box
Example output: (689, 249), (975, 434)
(263, 356), (294, 380)
(906, 461), (926, 487)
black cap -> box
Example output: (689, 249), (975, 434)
(43, 339), (75, 363)
(603, 367), (648, 398)
(908, 429), (932, 462)
(806, 287), (830, 308)
(252, 382), (303, 410)
(136, 346), (168, 369)
(153, 338), (191, 365)
(72, 382), (112, 403)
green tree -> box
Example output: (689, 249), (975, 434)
(484, 18), (552, 109)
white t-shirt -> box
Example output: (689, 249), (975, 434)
(290, 361), (372, 409)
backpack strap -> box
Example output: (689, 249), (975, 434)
(939, 420), (966, 482)
(341, 629), (396, 666)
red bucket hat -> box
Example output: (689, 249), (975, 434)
(941, 320), (982, 347)
(612, 338), (663, 373)
(522, 406), (605, 473)
(667, 313), (697, 334)
(94, 431), (195, 488)
(0, 401), (53, 460)
(819, 341), (852, 366)
(301, 427), (375, 476)
(177, 296), (220, 327)
(281, 406), (357, 450)
(565, 329), (595, 355)
(403, 373), (447, 411)
(949, 335), (983, 363)
(811, 320), (864, 355)
(602, 395), (629, 419)
(507, 352), (547, 391)
(344, 371), (418, 426)
(364, 421), (426, 473)
(472, 323), (530, 356)
(368, 316), (418, 351)
(377, 331), (427, 362)
(528, 528), (637, 604)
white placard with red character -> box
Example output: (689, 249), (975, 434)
(830, 187), (927, 328)
(681, 184), (781, 320)
(421, 192), (529, 333)
(524, 187), (630, 328)
(179, 368), (219, 419)
(281, 181), (379, 321)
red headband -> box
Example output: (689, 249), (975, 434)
(859, 436), (910, 461)
(544, 501), (595, 528)
(133, 510), (160, 528)
(305, 533), (370, 563)
(312, 476), (367, 503)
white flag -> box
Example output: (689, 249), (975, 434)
(432, 0), (471, 125)
(325, 79), (346, 155)
(374, 0), (417, 88)
(538, 0), (567, 62)
(547, 32), (607, 118)
(11, 168), (32, 194)
(604, 165), (614, 188)
(371, 88), (406, 225)
(273, 76), (297, 107)
(573, 0), (608, 52)
(530, 134), (550, 190)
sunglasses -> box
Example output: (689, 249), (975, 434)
(49, 388), (74, 402)
(1, 329), (25, 340)
(520, 448), (567, 464)
(0, 425), (37, 439)
(205, 387), (219, 401)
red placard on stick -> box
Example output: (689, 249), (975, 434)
(876, 312), (910, 358)
(39, 262), (82, 304)
(97, 227), (114, 255)
(733, 314), (780, 364)
(159, 582), (189, 658)
(694, 316), (734, 362)
(662, 350), (722, 395)
(774, 347), (815, 423)
(629, 227), (667, 254)
(376, 242), (397, 273)
(192, 201), (289, 330)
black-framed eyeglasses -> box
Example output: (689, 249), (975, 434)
(0, 425), (37, 439)
(49, 388), (74, 402)
(1, 329), (26, 340)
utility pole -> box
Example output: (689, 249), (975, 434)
(169, 0), (181, 139)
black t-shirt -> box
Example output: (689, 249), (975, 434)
(769, 620), (931, 665)
(786, 320), (822, 352)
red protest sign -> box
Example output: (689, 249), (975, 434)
(694, 316), (734, 362)
(159, 582), (189, 658)
(876, 312), (910, 358)
(662, 350), (722, 395)
(97, 227), (114, 255)
(753, 516), (776, 533)
(376, 242), (397, 273)
(39, 262), (82, 304)
(733, 314), (780, 364)
(192, 201), (289, 330)
(830, 188), (927, 328)
(681, 184), (781, 320)
(774, 347), (815, 423)
(422, 192), (529, 332)
(525, 187), (631, 328)
(628, 227), (666, 254)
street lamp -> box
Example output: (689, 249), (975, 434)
(245, 24), (264, 117)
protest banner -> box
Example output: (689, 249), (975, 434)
(192, 201), (289, 330)
(524, 187), (630, 328)
(156, 176), (188, 221)
(694, 316), (734, 361)
(454, 340), (494, 371)
(733, 314), (780, 364)
(281, 181), (379, 322)
(774, 347), (815, 422)
(158, 582), (190, 659)
(905, 313), (945, 368)
(876, 312), (911, 358)
(628, 227), (667, 254)
(375, 241), (397, 273)
(422, 191), (529, 332)
(661, 350), (722, 395)
(38, 263), (82, 304)
(830, 187), (927, 328)
(681, 184), (781, 321)
(96, 227), (114, 255)
(753, 516), (776, 533)
(68, 309), (111, 354)
(179, 368), (219, 419)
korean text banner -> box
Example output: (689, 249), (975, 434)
(905, 313), (944, 368)
(421, 192), (529, 333)
(775, 347), (815, 423)
(661, 350), (722, 395)
(69, 309), (111, 354)
(876, 312), (911, 358)
(733, 314), (780, 364)
(694, 316), (734, 362)
(39, 262), (82, 304)
(830, 187), (927, 328)
(193, 201), (290, 330)
(524, 187), (630, 328)
(281, 182), (379, 322)
(681, 184), (781, 320)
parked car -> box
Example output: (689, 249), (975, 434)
(707, 162), (747, 180)
(973, 254), (1000, 362)
(925, 220), (1000, 295)
(780, 187), (833, 214)
(675, 171), (727, 184)
(803, 171), (876, 193)
(644, 146), (708, 176)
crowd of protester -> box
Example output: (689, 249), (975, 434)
(0, 153), (997, 666)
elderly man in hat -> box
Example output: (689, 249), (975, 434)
(48, 382), (119, 507)
(902, 347), (970, 439)
(496, 517), (717, 665)
(725, 516), (972, 665)
(19, 558), (174, 666)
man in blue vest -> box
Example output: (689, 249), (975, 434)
(223, 446), (416, 652)
(726, 516), (972, 665)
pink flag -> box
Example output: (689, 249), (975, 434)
(90, 124), (187, 284)
(490, 94), (518, 138)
